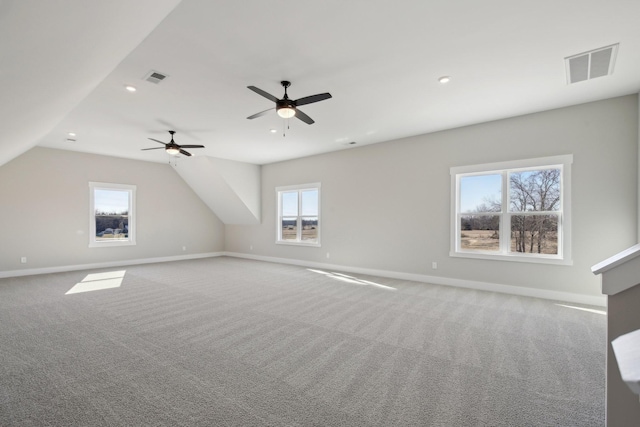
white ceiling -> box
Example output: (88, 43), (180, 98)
(4, 0), (640, 166)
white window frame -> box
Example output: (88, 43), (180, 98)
(89, 182), (136, 248)
(450, 155), (572, 265)
(276, 183), (321, 247)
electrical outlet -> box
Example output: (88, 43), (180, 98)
(182, 246), (187, 251)
(326, 252), (330, 259)
(432, 261), (438, 269)
(20, 257), (27, 264)
(250, 245), (253, 250)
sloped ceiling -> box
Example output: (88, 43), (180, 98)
(0, 0), (181, 167)
(0, 0), (636, 167)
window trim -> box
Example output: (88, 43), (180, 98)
(450, 155), (572, 265)
(89, 182), (136, 248)
(276, 182), (321, 247)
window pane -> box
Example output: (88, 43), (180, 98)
(301, 217), (318, 242)
(281, 217), (297, 240)
(460, 215), (500, 251)
(509, 169), (560, 212)
(95, 189), (129, 214)
(95, 189), (129, 241)
(460, 174), (501, 213)
(510, 214), (558, 254)
(301, 190), (318, 216)
(281, 192), (298, 216)
(95, 215), (129, 241)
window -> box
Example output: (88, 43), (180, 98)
(89, 182), (136, 248)
(276, 183), (320, 246)
(450, 155), (572, 264)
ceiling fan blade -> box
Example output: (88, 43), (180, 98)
(294, 109), (315, 125)
(141, 147), (166, 151)
(247, 86), (279, 103)
(148, 138), (167, 145)
(179, 145), (205, 149)
(247, 107), (274, 120)
(294, 92), (332, 106)
(179, 149), (192, 156)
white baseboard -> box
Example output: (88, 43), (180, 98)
(1, 251), (607, 307)
(0, 252), (225, 279)
(223, 252), (607, 307)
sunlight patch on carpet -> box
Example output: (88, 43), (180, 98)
(555, 303), (606, 315)
(66, 270), (126, 295)
(307, 269), (396, 290)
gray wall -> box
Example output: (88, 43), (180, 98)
(225, 95), (639, 299)
(0, 147), (225, 272)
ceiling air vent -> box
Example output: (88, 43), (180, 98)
(143, 70), (169, 84)
(565, 44), (618, 84)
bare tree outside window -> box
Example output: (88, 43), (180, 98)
(509, 169), (560, 255)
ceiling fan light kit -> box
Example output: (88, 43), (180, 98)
(277, 105), (296, 119)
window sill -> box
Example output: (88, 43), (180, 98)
(276, 240), (321, 247)
(89, 240), (136, 248)
(449, 251), (572, 266)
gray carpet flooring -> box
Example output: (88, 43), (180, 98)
(0, 256), (605, 426)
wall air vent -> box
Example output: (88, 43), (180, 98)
(143, 70), (169, 84)
(565, 44), (618, 84)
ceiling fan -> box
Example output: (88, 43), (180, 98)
(141, 131), (204, 156)
(247, 81), (331, 125)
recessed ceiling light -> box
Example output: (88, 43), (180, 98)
(125, 85), (137, 92)
(270, 129), (277, 133)
(68, 132), (76, 137)
(438, 76), (451, 84)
